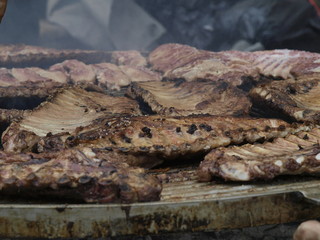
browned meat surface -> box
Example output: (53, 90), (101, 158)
(249, 49), (320, 79)
(0, 148), (162, 203)
(66, 116), (309, 158)
(148, 43), (205, 73)
(111, 50), (147, 67)
(127, 80), (251, 116)
(6, 115), (308, 164)
(148, 43), (252, 86)
(250, 77), (320, 123)
(2, 87), (141, 153)
(0, 44), (112, 68)
(148, 44), (320, 91)
(198, 128), (320, 182)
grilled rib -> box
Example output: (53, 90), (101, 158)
(5, 113), (310, 165)
(2, 87), (141, 153)
(127, 80), (251, 116)
(250, 78), (320, 123)
(198, 128), (320, 182)
(148, 44), (320, 92)
(249, 49), (320, 79)
(0, 148), (162, 203)
(148, 43), (252, 86)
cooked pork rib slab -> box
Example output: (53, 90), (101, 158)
(250, 49), (320, 79)
(20, 115), (310, 162)
(148, 44), (320, 89)
(127, 80), (251, 116)
(0, 148), (162, 203)
(0, 59), (160, 123)
(0, 44), (112, 68)
(198, 128), (320, 182)
(148, 44), (252, 86)
(250, 78), (320, 123)
(2, 87), (141, 153)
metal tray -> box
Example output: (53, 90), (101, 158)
(1, 169), (320, 238)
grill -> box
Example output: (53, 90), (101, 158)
(1, 170), (320, 238)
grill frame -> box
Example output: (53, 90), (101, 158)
(1, 173), (320, 238)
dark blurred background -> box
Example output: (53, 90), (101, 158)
(1, 0), (320, 52)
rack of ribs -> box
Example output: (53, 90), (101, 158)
(198, 128), (320, 182)
(0, 148), (162, 203)
(3, 101), (311, 164)
(127, 80), (251, 116)
(250, 77), (320, 123)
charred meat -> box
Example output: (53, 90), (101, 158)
(0, 148), (162, 203)
(5, 114), (309, 162)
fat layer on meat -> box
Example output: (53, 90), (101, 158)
(250, 78), (320, 123)
(2, 87), (141, 153)
(127, 80), (251, 116)
(0, 148), (162, 203)
(198, 128), (320, 182)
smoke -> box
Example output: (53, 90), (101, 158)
(0, 0), (165, 51)
(0, 0), (320, 52)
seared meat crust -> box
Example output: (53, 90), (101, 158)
(0, 148), (162, 203)
(68, 116), (309, 158)
(198, 128), (320, 182)
(14, 115), (309, 161)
